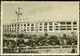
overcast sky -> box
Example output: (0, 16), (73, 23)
(2, 1), (79, 24)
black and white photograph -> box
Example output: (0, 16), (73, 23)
(1, 1), (79, 55)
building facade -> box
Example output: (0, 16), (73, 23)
(3, 20), (77, 35)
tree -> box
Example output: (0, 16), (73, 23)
(63, 34), (66, 38)
(17, 34), (26, 47)
(27, 39), (37, 48)
(71, 32), (77, 45)
(49, 35), (60, 45)
(18, 34), (24, 38)
(44, 33), (48, 36)
(17, 39), (26, 47)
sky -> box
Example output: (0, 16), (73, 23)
(2, 1), (79, 24)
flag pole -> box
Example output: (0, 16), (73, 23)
(15, 7), (22, 51)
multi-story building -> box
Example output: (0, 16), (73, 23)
(3, 20), (78, 36)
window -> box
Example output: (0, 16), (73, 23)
(31, 29), (34, 31)
(35, 23), (38, 26)
(60, 26), (65, 28)
(55, 26), (59, 29)
(73, 22), (77, 25)
(73, 26), (77, 28)
(67, 28), (71, 30)
(49, 22), (52, 25)
(15, 25), (16, 27)
(40, 23), (42, 25)
(10, 25), (11, 27)
(49, 26), (52, 28)
(24, 29), (26, 31)
(27, 29), (29, 31)
(67, 26), (71, 27)
(56, 26), (59, 28)
(7, 25), (9, 27)
(73, 26), (77, 30)
(27, 23), (30, 26)
(35, 29), (38, 31)
(44, 26), (47, 28)
(31, 24), (34, 26)
(21, 24), (23, 26)
(67, 26), (71, 29)
(67, 22), (71, 24)
(31, 27), (34, 28)
(67, 26), (71, 30)
(55, 29), (59, 30)
(49, 29), (53, 31)
(12, 25), (14, 27)
(18, 24), (19, 27)
(60, 26), (65, 30)
(44, 22), (47, 25)
(44, 29), (47, 31)
(39, 29), (42, 31)
(39, 26), (42, 28)
(60, 28), (65, 30)
(60, 22), (65, 24)
(24, 24), (26, 26)
(73, 28), (77, 30)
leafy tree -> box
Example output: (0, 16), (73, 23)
(18, 34), (24, 38)
(27, 39), (37, 47)
(63, 34), (66, 38)
(49, 35), (60, 45)
(17, 39), (26, 47)
(17, 34), (26, 47)
(44, 33), (48, 36)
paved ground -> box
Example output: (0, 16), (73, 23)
(37, 48), (77, 53)
(3, 47), (77, 54)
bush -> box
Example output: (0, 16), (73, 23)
(18, 34), (24, 38)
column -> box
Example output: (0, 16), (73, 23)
(71, 21), (73, 31)
(26, 23), (27, 32)
(29, 23), (31, 32)
(53, 22), (54, 32)
(47, 22), (49, 32)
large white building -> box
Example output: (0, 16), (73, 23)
(3, 19), (77, 35)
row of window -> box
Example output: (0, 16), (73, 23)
(4, 27), (77, 32)
(4, 25), (77, 29)
(3, 22), (77, 32)
(5, 25), (76, 29)
(59, 22), (77, 24)
(3, 22), (77, 27)
(4, 28), (77, 32)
